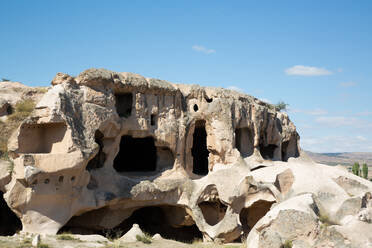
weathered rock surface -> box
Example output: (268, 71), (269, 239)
(0, 68), (371, 247)
(0, 81), (46, 118)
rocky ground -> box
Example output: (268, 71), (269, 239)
(0, 233), (244, 248)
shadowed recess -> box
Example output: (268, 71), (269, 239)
(0, 192), (22, 236)
(192, 120), (209, 175)
(239, 200), (274, 239)
(113, 136), (157, 172)
(235, 127), (254, 158)
(112, 206), (203, 243)
(259, 144), (278, 160)
(198, 200), (227, 226)
(86, 130), (106, 171)
(115, 93), (133, 118)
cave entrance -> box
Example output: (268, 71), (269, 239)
(115, 93), (133, 118)
(113, 136), (157, 172)
(0, 192), (22, 236)
(259, 144), (278, 160)
(75, 205), (203, 243)
(235, 127), (254, 158)
(198, 200), (227, 226)
(192, 120), (209, 175)
(100, 206), (202, 243)
(86, 130), (106, 171)
(239, 200), (274, 240)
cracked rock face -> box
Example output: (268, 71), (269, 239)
(1, 69), (371, 246)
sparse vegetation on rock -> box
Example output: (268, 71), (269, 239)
(0, 98), (35, 160)
(362, 163), (368, 179)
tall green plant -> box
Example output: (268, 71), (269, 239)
(352, 162), (360, 176)
(362, 163), (368, 179)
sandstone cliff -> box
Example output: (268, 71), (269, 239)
(0, 69), (371, 247)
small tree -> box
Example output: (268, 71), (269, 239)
(352, 162), (360, 176)
(275, 101), (289, 112)
(362, 163), (368, 179)
(1, 78), (10, 82)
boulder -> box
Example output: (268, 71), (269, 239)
(119, 224), (144, 243)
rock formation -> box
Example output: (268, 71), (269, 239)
(0, 69), (371, 247)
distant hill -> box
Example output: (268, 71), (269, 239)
(306, 151), (372, 166)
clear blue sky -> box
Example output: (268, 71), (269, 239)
(1, 0), (371, 153)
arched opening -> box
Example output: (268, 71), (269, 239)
(193, 104), (199, 112)
(113, 136), (157, 172)
(198, 200), (227, 226)
(115, 93), (133, 118)
(239, 200), (274, 239)
(281, 137), (299, 162)
(6, 104), (13, 115)
(205, 96), (213, 103)
(86, 130), (106, 171)
(192, 120), (209, 175)
(61, 205), (203, 243)
(111, 206), (202, 243)
(235, 127), (254, 158)
(259, 144), (278, 160)
(0, 192), (22, 236)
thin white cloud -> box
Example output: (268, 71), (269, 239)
(308, 108), (328, 116)
(315, 116), (372, 129)
(289, 108), (328, 116)
(315, 116), (356, 127)
(356, 111), (372, 116)
(356, 135), (367, 141)
(192, 45), (216, 54)
(339, 82), (357, 88)
(301, 135), (372, 153)
(227, 85), (244, 93)
(285, 65), (333, 76)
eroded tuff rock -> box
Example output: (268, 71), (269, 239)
(0, 69), (371, 246)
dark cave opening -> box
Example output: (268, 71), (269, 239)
(113, 136), (157, 172)
(239, 200), (274, 240)
(281, 141), (289, 162)
(112, 206), (202, 243)
(86, 130), (106, 171)
(6, 104), (13, 115)
(0, 192), (22, 236)
(235, 127), (254, 158)
(115, 93), (133, 118)
(259, 144), (278, 160)
(61, 206), (203, 242)
(198, 200), (227, 226)
(192, 120), (209, 175)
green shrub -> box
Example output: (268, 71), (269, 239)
(352, 162), (360, 176)
(135, 234), (152, 244)
(57, 234), (80, 241)
(37, 244), (50, 248)
(281, 240), (293, 248)
(275, 101), (289, 112)
(362, 163), (368, 179)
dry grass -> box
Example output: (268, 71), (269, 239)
(0, 99), (35, 161)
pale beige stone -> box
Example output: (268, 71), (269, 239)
(0, 68), (371, 247)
